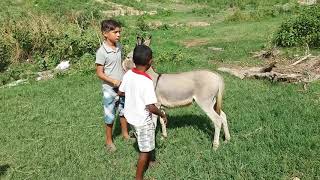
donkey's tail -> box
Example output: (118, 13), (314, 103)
(214, 78), (224, 115)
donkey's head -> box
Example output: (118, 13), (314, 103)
(122, 36), (152, 71)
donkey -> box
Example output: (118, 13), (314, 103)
(122, 37), (231, 149)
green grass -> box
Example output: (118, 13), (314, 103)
(1, 0), (320, 179)
(1, 72), (319, 179)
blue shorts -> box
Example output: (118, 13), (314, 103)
(102, 88), (125, 124)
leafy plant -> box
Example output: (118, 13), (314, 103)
(136, 15), (150, 32)
(274, 5), (320, 47)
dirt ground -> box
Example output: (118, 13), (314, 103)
(218, 54), (320, 83)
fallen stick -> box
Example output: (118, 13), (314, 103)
(290, 54), (311, 66)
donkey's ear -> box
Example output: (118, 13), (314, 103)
(136, 36), (142, 46)
(144, 35), (152, 47)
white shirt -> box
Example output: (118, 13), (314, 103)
(119, 69), (157, 126)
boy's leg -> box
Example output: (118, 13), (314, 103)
(105, 123), (114, 145)
(118, 96), (130, 139)
(103, 88), (117, 151)
(120, 116), (129, 139)
(134, 120), (155, 179)
(148, 150), (157, 167)
(136, 152), (150, 180)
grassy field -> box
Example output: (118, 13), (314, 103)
(1, 0), (320, 179)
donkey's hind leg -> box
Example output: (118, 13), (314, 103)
(195, 98), (223, 150)
(220, 110), (231, 142)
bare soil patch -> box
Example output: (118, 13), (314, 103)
(95, 0), (156, 17)
(181, 38), (209, 48)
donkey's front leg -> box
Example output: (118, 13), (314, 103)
(159, 110), (167, 138)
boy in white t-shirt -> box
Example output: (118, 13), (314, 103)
(119, 45), (167, 180)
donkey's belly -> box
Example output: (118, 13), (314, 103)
(157, 88), (194, 108)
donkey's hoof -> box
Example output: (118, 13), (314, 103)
(212, 143), (219, 150)
(160, 135), (167, 140)
(224, 136), (231, 143)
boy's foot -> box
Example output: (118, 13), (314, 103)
(148, 161), (159, 169)
(105, 143), (117, 152)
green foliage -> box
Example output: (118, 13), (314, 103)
(274, 5), (320, 47)
(0, 39), (11, 72)
(156, 48), (184, 65)
(0, 12), (100, 85)
(0, 71), (319, 179)
(155, 48), (195, 67)
(110, 0), (146, 10)
(69, 53), (96, 75)
(184, 0), (293, 9)
(32, 0), (103, 19)
(0, 63), (37, 86)
(191, 8), (218, 17)
(226, 3), (298, 22)
(157, 8), (174, 17)
(136, 15), (150, 32)
(1, 1), (320, 179)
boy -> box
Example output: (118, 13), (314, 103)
(119, 45), (167, 180)
(95, 19), (130, 152)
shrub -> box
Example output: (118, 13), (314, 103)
(274, 5), (320, 47)
(0, 39), (11, 72)
(136, 15), (150, 32)
(0, 11), (101, 85)
(156, 48), (185, 66)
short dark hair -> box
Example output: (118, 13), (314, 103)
(133, 45), (153, 66)
(100, 19), (121, 32)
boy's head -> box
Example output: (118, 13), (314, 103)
(133, 45), (153, 67)
(101, 19), (121, 43)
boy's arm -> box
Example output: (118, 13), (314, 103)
(96, 64), (121, 87)
(146, 104), (167, 124)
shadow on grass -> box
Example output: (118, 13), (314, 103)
(0, 164), (10, 176)
(114, 114), (214, 139)
(114, 113), (215, 150)
(166, 114), (214, 137)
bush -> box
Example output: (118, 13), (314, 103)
(0, 12), (100, 66)
(0, 39), (12, 72)
(274, 5), (320, 47)
(226, 3), (298, 22)
(0, 11), (101, 85)
(136, 15), (150, 32)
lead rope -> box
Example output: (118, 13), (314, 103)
(154, 73), (162, 91)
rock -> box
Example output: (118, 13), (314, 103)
(36, 70), (54, 81)
(208, 47), (224, 51)
(55, 61), (70, 71)
(3, 79), (28, 88)
(297, 0), (317, 5)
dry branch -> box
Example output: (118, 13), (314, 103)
(290, 54), (312, 66)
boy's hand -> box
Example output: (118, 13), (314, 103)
(113, 80), (121, 87)
(161, 113), (168, 125)
(118, 91), (125, 96)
